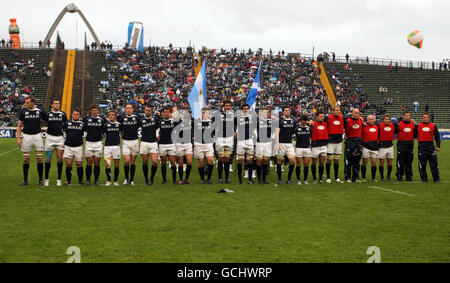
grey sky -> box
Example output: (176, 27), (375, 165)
(1, 0), (449, 62)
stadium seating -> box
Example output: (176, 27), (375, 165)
(325, 62), (450, 127)
(0, 48), (53, 107)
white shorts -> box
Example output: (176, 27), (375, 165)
(327, 142), (342, 155)
(237, 139), (254, 156)
(159, 144), (176, 157)
(122, 139), (139, 156)
(21, 133), (44, 153)
(255, 142), (272, 158)
(378, 146), (394, 159)
(277, 143), (295, 157)
(64, 146), (84, 162)
(85, 141), (103, 158)
(312, 146), (328, 158)
(296, 147), (312, 158)
(215, 136), (234, 152)
(140, 142), (159, 155)
(194, 143), (214, 159)
(362, 147), (378, 159)
(45, 134), (64, 151)
(176, 143), (193, 156)
(104, 145), (121, 160)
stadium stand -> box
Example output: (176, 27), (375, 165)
(0, 48), (53, 126)
(325, 62), (450, 127)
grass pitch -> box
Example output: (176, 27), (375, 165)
(0, 139), (448, 263)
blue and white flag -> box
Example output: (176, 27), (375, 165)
(246, 62), (263, 111)
(128, 22), (144, 51)
(188, 61), (207, 119)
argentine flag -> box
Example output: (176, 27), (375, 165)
(246, 62), (263, 111)
(188, 61), (207, 119)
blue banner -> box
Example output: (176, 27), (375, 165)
(440, 130), (450, 140)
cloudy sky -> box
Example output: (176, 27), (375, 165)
(1, 0), (448, 62)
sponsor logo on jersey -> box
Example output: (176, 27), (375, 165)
(352, 124), (360, 129)
(369, 128), (377, 133)
(423, 127), (430, 132)
(404, 128), (412, 133)
(333, 121), (341, 125)
(384, 127), (392, 132)
(317, 126), (325, 130)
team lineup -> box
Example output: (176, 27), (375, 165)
(16, 95), (442, 187)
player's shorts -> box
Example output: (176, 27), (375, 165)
(296, 147), (312, 158)
(104, 145), (121, 160)
(44, 134), (64, 151)
(327, 142), (342, 155)
(378, 146), (394, 159)
(277, 143), (295, 157)
(236, 139), (254, 156)
(122, 139), (139, 156)
(21, 133), (44, 153)
(85, 141), (103, 158)
(215, 137), (234, 157)
(140, 142), (159, 155)
(312, 146), (328, 158)
(63, 146), (84, 162)
(255, 142), (272, 158)
(362, 147), (378, 159)
(176, 143), (193, 156)
(194, 143), (214, 159)
(159, 144), (176, 157)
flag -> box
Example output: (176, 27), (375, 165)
(246, 62), (263, 111)
(188, 61), (207, 119)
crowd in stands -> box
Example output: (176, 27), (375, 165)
(327, 66), (371, 115)
(97, 45), (332, 117)
(0, 52), (44, 126)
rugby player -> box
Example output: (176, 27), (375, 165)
(140, 105), (160, 186)
(103, 110), (121, 186)
(17, 95), (45, 186)
(275, 106), (296, 185)
(43, 99), (67, 186)
(83, 104), (105, 186)
(119, 103), (141, 186)
(63, 109), (85, 186)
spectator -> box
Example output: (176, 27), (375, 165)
(413, 101), (419, 112)
(345, 53), (349, 63)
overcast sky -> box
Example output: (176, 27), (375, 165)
(1, 0), (449, 62)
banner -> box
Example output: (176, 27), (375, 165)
(0, 129), (15, 138)
(440, 130), (450, 140)
(127, 21), (144, 51)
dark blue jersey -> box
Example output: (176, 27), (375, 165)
(294, 123), (311, 148)
(159, 118), (176, 145)
(278, 117), (295, 143)
(83, 115), (105, 142)
(104, 120), (121, 146)
(44, 110), (67, 136)
(119, 114), (141, 141)
(64, 120), (85, 147)
(18, 107), (45, 135)
(140, 115), (160, 143)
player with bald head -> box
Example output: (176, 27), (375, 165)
(361, 115), (379, 182)
(343, 108), (364, 183)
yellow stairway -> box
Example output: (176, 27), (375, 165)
(61, 50), (76, 117)
(318, 62), (337, 107)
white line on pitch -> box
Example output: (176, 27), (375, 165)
(0, 148), (18, 157)
(369, 186), (414, 197)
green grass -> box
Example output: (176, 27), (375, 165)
(0, 139), (448, 263)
